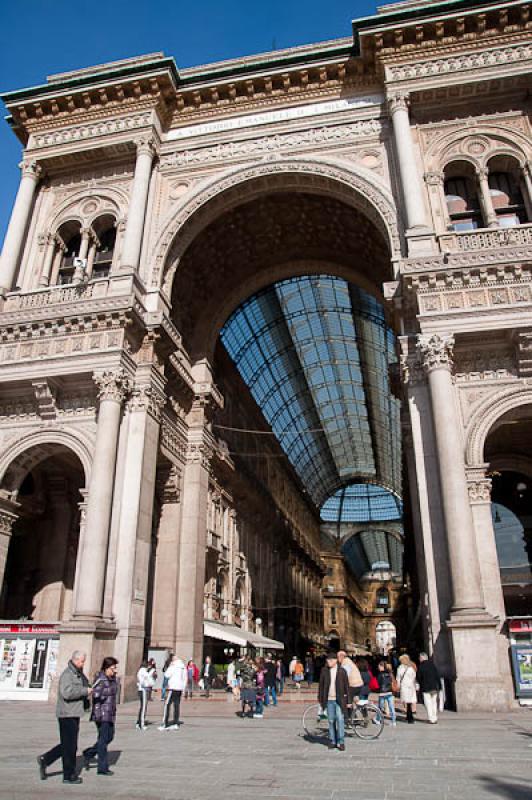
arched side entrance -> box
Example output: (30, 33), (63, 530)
(0, 440), (88, 624)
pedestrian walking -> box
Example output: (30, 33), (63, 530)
(293, 657), (304, 689)
(263, 653), (277, 707)
(82, 657), (118, 776)
(161, 652), (173, 701)
(201, 656), (217, 697)
(136, 660), (155, 730)
(397, 654), (418, 724)
(305, 654), (315, 687)
(275, 658), (285, 695)
(417, 652), (441, 724)
(237, 655), (256, 718)
(37, 650), (91, 784)
(254, 659), (266, 718)
(184, 659), (199, 699)
(318, 651), (349, 751)
(159, 655), (186, 730)
(376, 660), (397, 726)
(337, 650), (364, 707)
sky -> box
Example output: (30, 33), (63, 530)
(0, 0), (380, 246)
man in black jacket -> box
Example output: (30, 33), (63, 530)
(263, 654), (277, 707)
(417, 652), (441, 724)
(318, 652), (349, 751)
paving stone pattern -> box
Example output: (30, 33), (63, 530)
(1, 695), (531, 800)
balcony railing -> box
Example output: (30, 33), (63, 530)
(439, 222), (532, 253)
(3, 272), (139, 313)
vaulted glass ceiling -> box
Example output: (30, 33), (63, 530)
(220, 275), (402, 523)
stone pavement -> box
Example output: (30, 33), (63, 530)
(0, 694), (531, 800)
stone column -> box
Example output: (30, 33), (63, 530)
(388, 93), (428, 230)
(38, 233), (57, 288)
(73, 369), (129, 619)
(110, 377), (165, 698)
(151, 462), (183, 646)
(0, 160), (42, 293)
(425, 171), (447, 234)
(119, 138), (156, 272)
(418, 334), (486, 615)
(476, 167), (498, 228)
(520, 162), (532, 222)
(0, 491), (19, 603)
(49, 237), (65, 287)
(73, 227), (91, 281)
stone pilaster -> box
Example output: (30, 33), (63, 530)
(0, 491), (20, 604)
(119, 137), (157, 272)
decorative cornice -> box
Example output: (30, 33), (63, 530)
(93, 369), (131, 403)
(418, 333), (454, 373)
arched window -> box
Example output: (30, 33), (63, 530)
(376, 587), (389, 611)
(487, 156), (527, 227)
(57, 222), (81, 285)
(92, 215), (116, 279)
(444, 161), (482, 231)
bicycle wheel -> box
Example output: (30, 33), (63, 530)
(302, 703), (329, 739)
(352, 702), (384, 740)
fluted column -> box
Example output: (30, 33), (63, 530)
(73, 370), (129, 619)
(388, 93), (428, 230)
(0, 160), (42, 293)
(119, 138), (156, 271)
(476, 167), (498, 228)
(418, 334), (487, 616)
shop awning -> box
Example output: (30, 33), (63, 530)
(203, 621), (284, 650)
(247, 632), (285, 651)
(203, 620), (249, 647)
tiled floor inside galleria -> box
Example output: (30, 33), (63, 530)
(0, 693), (531, 800)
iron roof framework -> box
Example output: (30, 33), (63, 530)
(221, 275), (403, 574)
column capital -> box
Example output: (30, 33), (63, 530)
(475, 166), (490, 180)
(127, 383), (167, 421)
(93, 369), (131, 403)
(0, 489), (20, 535)
(425, 170), (444, 186)
(19, 159), (43, 180)
(135, 136), (158, 158)
(387, 92), (410, 114)
(186, 429), (215, 469)
(418, 333), (454, 373)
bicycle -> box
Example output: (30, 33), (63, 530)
(302, 701), (384, 741)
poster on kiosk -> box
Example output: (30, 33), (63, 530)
(509, 618), (532, 703)
(0, 623), (59, 701)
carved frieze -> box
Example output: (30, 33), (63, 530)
(159, 119), (384, 171)
(386, 42), (532, 83)
(30, 111), (154, 149)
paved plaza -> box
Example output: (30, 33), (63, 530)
(0, 695), (531, 800)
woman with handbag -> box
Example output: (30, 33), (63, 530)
(82, 657), (119, 776)
(397, 654), (417, 724)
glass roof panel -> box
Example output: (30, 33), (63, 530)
(320, 483), (403, 523)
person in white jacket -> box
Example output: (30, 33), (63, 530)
(136, 660), (155, 730)
(159, 656), (187, 730)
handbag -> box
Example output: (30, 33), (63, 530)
(368, 671), (379, 692)
(391, 676), (400, 695)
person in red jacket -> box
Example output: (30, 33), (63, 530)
(184, 660), (199, 699)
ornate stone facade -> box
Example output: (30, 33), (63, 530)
(0, 0), (531, 708)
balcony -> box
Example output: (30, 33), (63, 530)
(439, 222), (532, 253)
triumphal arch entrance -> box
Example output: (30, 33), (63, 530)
(0, 0), (531, 708)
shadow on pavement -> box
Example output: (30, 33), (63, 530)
(476, 776), (532, 798)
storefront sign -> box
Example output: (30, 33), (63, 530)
(509, 618), (532, 634)
(0, 623), (58, 635)
(510, 644), (532, 699)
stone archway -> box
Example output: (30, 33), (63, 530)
(0, 438), (88, 624)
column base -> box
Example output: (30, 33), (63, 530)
(445, 611), (515, 711)
(52, 618), (118, 700)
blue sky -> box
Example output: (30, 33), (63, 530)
(0, 0), (379, 246)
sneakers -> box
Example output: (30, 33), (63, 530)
(82, 753), (92, 771)
(97, 770), (114, 776)
(169, 724), (179, 730)
(158, 724), (169, 731)
(136, 723), (148, 730)
(36, 756), (46, 781)
(253, 713), (263, 718)
(63, 777), (83, 784)
(338, 744), (346, 752)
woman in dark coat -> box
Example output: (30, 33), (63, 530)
(82, 657), (119, 776)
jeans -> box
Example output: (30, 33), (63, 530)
(326, 700), (345, 746)
(378, 693), (396, 722)
(83, 721), (115, 773)
(276, 677), (284, 695)
(264, 685), (277, 706)
(161, 676), (169, 700)
(42, 717), (80, 780)
(255, 696), (264, 714)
